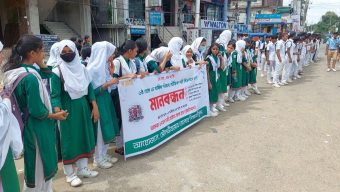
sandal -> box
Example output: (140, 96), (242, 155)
(115, 147), (124, 155)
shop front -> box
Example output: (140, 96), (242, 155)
(255, 14), (287, 35)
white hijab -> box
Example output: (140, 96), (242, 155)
(53, 40), (91, 100)
(168, 37), (183, 67)
(87, 41), (116, 90)
(236, 40), (246, 63)
(144, 46), (170, 65)
(0, 97), (23, 169)
(46, 42), (61, 67)
(191, 37), (204, 54)
(216, 30), (232, 47)
(0, 41), (3, 51)
(181, 45), (193, 64)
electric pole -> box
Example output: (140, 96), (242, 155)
(145, 0), (151, 51)
(223, 0), (228, 22)
(246, 0), (251, 25)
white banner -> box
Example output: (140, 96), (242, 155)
(118, 67), (209, 158)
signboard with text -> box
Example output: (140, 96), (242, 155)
(255, 14), (282, 24)
(200, 20), (228, 30)
(118, 67), (209, 158)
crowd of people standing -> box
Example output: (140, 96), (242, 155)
(0, 30), (321, 191)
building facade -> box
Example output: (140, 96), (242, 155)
(0, 0), (92, 47)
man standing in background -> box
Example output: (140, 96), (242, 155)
(325, 32), (339, 72)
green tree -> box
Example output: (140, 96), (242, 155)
(309, 11), (340, 33)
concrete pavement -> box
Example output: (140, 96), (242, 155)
(17, 50), (340, 192)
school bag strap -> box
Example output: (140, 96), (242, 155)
(57, 65), (65, 85)
(117, 59), (123, 77)
(0, 72), (30, 136)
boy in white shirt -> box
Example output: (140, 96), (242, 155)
(282, 32), (295, 84)
(266, 35), (277, 84)
(273, 33), (288, 88)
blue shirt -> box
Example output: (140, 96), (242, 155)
(326, 37), (338, 50)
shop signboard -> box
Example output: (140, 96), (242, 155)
(255, 14), (282, 24)
(200, 20), (228, 30)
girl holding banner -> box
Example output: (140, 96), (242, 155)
(191, 37), (208, 62)
(144, 46), (176, 73)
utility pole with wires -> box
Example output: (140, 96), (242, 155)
(145, 0), (151, 52)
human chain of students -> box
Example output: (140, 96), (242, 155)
(0, 29), (325, 191)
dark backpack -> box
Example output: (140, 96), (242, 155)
(134, 58), (141, 74)
(0, 72), (30, 134)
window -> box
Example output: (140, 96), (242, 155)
(129, 0), (145, 19)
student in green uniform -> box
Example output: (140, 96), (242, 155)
(110, 40), (138, 155)
(144, 46), (178, 74)
(241, 38), (252, 99)
(228, 40), (246, 102)
(205, 43), (224, 116)
(135, 38), (149, 77)
(0, 40), (22, 192)
(87, 41), (120, 169)
(51, 40), (99, 187)
(2, 35), (68, 191)
(80, 46), (91, 67)
(191, 37), (208, 62)
(181, 45), (195, 68)
(247, 40), (261, 95)
(181, 45), (208, 68)
(216, 30), (232, 110)
(225, 41), (235, 103)
(168, 37), (185, 69)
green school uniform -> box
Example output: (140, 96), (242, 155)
(147, 60), (161, 73)
(51, 73), (96, 165)
(249, 53), (258, 84)
(94, 86), (119, 143)
(242, 51), (249, 87)
(14, 64), (58, 188)
(218, 45), (228, 93)
(0, 149), (20, 192)
(206, 55), (219, 103)
(231, 51), (242, 89)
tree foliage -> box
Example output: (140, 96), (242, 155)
(310, 11), (340, 33)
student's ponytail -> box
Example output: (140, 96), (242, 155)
(2, 35), (43, 72)
(116, 40), (136, 57)
(2, 45), (23, 72)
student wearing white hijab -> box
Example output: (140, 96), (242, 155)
(46, 42), (61, 67)
(215, 30), (232, 110)
(181, 45), (195, 68)
(228, 40), (246, 102)
(182, 45), (208, 68)
(51, 40), (99, 187)
(111, 40), (139, 155)
(168, 37), (184, 69)
(2, 36), (68, 192)
(0, 41), (22, 192)
(191, 37), (207, 62)
(135, 38), (149, 76)
(144, 46), (174, 73)
(87, 41), (119, 169)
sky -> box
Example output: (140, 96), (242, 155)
(283, 0), (340, 25)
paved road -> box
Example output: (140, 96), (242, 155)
(17, 49), (340, 192)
